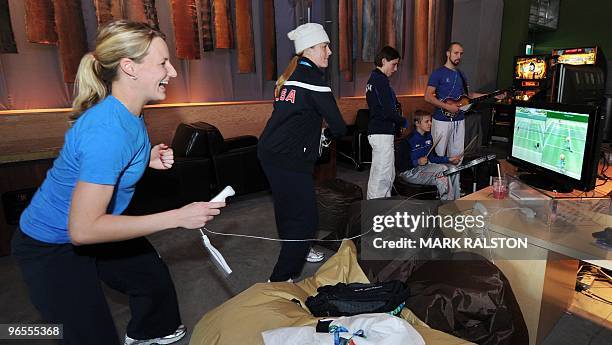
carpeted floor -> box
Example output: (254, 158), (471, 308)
(1, 158), (610, 345)
(0, 161), (371, 345)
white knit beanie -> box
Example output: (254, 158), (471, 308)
(287, 23), (330, 55)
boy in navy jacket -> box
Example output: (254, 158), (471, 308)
(398, 111), (461, 200)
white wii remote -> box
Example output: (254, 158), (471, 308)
(210, 186), (236, 202)
(199, 186), (236, 277)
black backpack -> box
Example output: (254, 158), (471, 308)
(305, 281), (410, 317)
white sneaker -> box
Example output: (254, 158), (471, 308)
(124, 325), (186, 345)
(267, 278), (294, 283)
(306, 247), (325, 263)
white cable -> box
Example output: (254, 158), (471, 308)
(201, 226), (372, 242)
(200, 191), (436, 243)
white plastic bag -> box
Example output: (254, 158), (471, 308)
(262, 313), (425, 345)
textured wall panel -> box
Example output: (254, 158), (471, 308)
(24, 0), (57, 45)
(413, 0), (429, 76)
(262, 0), (276, 80)
(382, 0), (403, 55)
(198, 0), (214, 52)
(0, 0), (17, 53)
(125, 0), (159, 30)
(339, 0), (353, 81)
(235, 0), (254, 73)
(52, 0), (88, 82)
(361, 0), (378, 62)
(171, 0), (200, 59)
(213, 0), (233, 49)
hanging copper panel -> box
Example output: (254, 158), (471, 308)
(125, 0), (159, 30)
(339, 0), (353, 81)
(339, 0), (349, 71)
(0, 0), (17, 53)
(382, 0), (395, 48)
(235, 0), (254, 73)
(198, 0), (214, 52)
(213, 0), (233, 49)
(171, 0), (200, 59)
(361, 0), (378, 62)
(262, 0), (276, 80)
(382, 0), (403, 58)
(93, 0), (114, 26)
(428, 0), (453, 74)
(24, 0), (57, 45)
(53, 0), (88, 83)
(413, 0), (429, 76)
(110, 0), (122, 20)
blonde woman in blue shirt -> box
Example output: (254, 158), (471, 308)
(12, 21), (224, 345)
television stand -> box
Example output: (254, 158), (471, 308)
(519, 173), (573, 193)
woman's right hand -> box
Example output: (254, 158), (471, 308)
(175, 202), (225, 229)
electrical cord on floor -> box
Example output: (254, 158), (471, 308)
(595, 152), (610, 184)
(576, 264), (612, 305)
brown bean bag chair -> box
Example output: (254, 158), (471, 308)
(189, 240), (474, 345)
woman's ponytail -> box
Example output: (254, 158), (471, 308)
(71, 53), (107, 119)
(275, 55), (300, 98)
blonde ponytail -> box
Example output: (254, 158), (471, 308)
(70, 20), (165, 119)
(71, 54), (107, 119)
(275, 55), (300, 98)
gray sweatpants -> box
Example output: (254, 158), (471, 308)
(399, 163), (461, 200)
(432, 119), (465, 160)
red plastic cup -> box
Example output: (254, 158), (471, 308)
(492, 177), (508, 199)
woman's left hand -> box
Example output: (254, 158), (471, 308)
(150, 143), (174, 170)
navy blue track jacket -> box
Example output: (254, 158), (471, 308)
(258, 57), (347, 172)
(366, 68), (406, 135)
(400, 130), (449, 171)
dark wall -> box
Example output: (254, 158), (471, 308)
(498, 0), (612, 90)
(531, 0), (612, 56)
(532, 0), (612, 93)
(497, 0), (530, 89)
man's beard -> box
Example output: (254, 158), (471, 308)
(451, 59), (461, 66)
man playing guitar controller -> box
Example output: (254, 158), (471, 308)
(424, 42), (508, 162)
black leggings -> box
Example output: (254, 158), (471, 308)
(262, 163), (318, 281)
(11, 230), (181, 345)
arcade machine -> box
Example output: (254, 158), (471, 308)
(489, 55), (552, 143)
(548, 46), (606, 105)
(549, 47), (609, 172)
(512, 54), (551, 101)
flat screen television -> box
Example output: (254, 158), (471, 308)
(514, 55), (549, 84)
(508, 102), (604, 192)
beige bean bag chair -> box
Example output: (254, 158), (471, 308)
(189, 240), (474, 345)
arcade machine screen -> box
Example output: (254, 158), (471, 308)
(553, 47), (598, 65)
(515, 57), (548, 80)
(513, 55), (550, 101)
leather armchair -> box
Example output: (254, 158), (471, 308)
(337, 109), (372, 171)
(127, 122), (268, 215)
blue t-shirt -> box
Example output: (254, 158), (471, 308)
(20, 96), (151, 244)
(427, 66), (468, 122)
